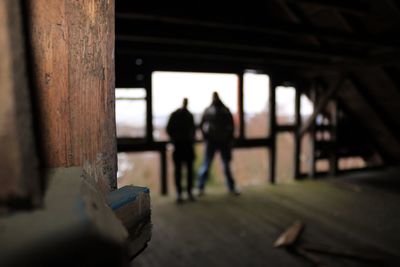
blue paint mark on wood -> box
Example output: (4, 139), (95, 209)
(107, 186), (150, 210)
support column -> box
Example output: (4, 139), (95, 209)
(269, 79), (277, 184)
(294, 87), (301, 179)
(329, 99), (338, 176)
(145, 70), (154, 143)
(28, 0), (116, 193)
(238, 72), (245, 139)
(160, 147), (168, 196)
(309, 84), (317, 179)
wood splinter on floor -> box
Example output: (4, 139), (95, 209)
(274, 221), (383, 266)
(274, 220), (305, 248)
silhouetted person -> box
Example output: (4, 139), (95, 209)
(198, 92), (239, 196)
(167, 98), (196, 203)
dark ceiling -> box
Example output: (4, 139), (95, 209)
(116, 0), (400, 73)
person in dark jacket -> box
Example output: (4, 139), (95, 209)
(167, 98), (196, 203)
(198, 92), (239, 196)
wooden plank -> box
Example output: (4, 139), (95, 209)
(27, 0), (117, 193)
(274, 221), (305, 248)
(0, 0), (40, 207)
(0, 167), (129, 266)
(107, 185), (151, 258)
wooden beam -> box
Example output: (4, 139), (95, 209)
(329, 100), (339, 176)
(145, 71), (154, 143)
(115, 13), (391, 49)
(309, 86), (317, 179)
(28, 0), (117, 193)
(238, 73), (245, 139)
(294, 88), (302, 180)
(349, 74), (400, 143)
(269, 80), (277, 184)
(277, 125), (297, 132)
(116, 48), (335, 71)
(300, 76), (346, 136)
(282, 0), (371, 15)
(0, 0), (41, 207)
(160, 148), (167, 196)
(116, 35), (369, 63)
(106, 185), (151, 258)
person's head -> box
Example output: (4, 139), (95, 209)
(182, 98), (188, 109)
(212, 92), (221, 104)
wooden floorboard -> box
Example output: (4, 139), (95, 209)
(131, 173), (400, 267)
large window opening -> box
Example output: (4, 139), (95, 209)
(116, 71), (276, 191)
(152, 71), (239, 141)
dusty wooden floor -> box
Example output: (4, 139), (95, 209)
(131, 169), (400, 267)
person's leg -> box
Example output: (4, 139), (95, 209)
(198, 142), (216, 192)
(173, 155), (183, 202)
(220, 143), (236, 193)
(186, 159), (195, 200)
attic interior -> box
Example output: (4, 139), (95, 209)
(115, 1), (400, 266)
(1, 0), (400, 266)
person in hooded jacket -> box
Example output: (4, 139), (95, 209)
(198, 92), (240, 196)
(167, 98), (196, 203)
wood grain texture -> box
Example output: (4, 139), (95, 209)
(0, 0), (40, 205)
(28, 0), (117, 192)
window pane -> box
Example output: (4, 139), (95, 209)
(116, 88), (146, 99)
(243, 73), (270, 138)
(152, 71), (238, 141)
(232, 148), (269, 187)
(117, 152), (160, 191)
(115, 99), (146, 138)
(300, 94), (313, 120)
(276, 86), (295, 125)
(277, 133), (294, 183)
(339, 157), (366, 170)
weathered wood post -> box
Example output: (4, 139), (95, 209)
(269, 79), (277, 184)
(294, 87), (301, 180)
(27, 0), (117, 193)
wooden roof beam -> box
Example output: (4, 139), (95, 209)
(116, 13), (397, 50)
(116, 35), (372, 63)
(280, 0), (371, 15)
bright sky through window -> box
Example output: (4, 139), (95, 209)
(115, 72), (313, 127)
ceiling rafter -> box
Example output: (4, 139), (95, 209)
(116, 13), (398, 50)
